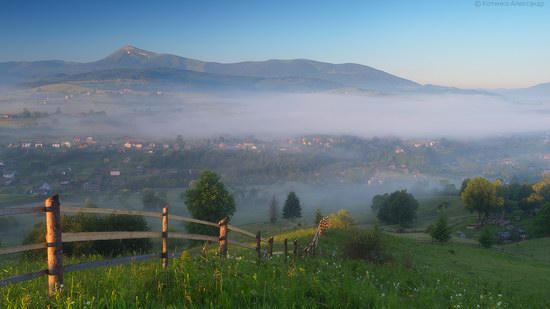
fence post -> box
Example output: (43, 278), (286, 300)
(218, 217), (228, 258)
(162, 206), (168, 268)
(268, 237), (273, 258)
(293, 240), (298, 256)
(256, 231), (261, 259)
(45, 195), (63, 296)
(283, 238), (288, 257)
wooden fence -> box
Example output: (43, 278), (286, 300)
(0, 195), (324, 296)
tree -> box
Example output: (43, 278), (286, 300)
(371, 193), (389, 214)
(282, 191), (302, 221)
(269, 195), (278, 224)
(84, 198), (97, 208)
(478, 228), (494, 248)
(528, 174), (550, 204)
(534, 203), (550, 237)
(118, 189), (131, 207)
(328, 209), (355, 229)
(374, 190), (418, 227)
(459, 178), (471, 194)
(461, 177), (504, 221)
(21, 107), (31, 118)
(182, 170), (236, 236)
(141, 188), (166, 210)
(430, 212), (451, 244)
(314, 208), (323, 225)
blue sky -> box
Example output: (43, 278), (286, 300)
(0, 0), (549, 88)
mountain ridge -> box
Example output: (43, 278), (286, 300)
(0, 45), (417, 92)
(2, 45), (545, 96)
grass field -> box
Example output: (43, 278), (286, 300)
(1, 228), (549, 308)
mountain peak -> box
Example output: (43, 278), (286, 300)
(119, 45), (139, 51)
(112, 45), (157, 58)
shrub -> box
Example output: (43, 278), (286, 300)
(343, 225), (390, 263)
(478, 227), (494, 248)
(328, 209), (355, 229)
(430, 212), (451, 244)
(23, 213), (152, 257)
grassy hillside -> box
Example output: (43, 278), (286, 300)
(1, 227), (549, 308)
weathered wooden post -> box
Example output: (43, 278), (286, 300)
(283, 238), (288, 257)
(162, 206), (168, 268)
(256, 231), (261, 259)
(218, 217), (228, 258)
(293, 240), (298, 256)
(45, 195), (63, 296)
(268, 237), (274, 258)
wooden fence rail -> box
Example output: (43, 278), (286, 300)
(0, 206), (44, 216)
(0, 194), (319, 295)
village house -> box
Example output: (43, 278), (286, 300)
(2, 171), (15, 179)
(29, 182), (51, 196)
(59, 179), (72, 185)
(110, 170), (121, 176)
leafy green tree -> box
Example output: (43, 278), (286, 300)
(84, 198), (97, 208)
(371, 193), (389, 214)
(141, 188), (166, 210)
(534, 203), (550, 236)
(314, 208), (323, 225)
(118, 189), (131, 207)
(528, 174), (550, 203)
(461, 177), (504, 221)
(460, 178), (471, 194)
(282, 191), (302, 221)
(182, 170), (236, 236)
(21, 107), (31, 118)
(375, 190), (418, 227)
(430, 212), (451, 244)
(269, 195), (278, 224)
(478, 228), (494, 248)
(442, 184), (458, 195)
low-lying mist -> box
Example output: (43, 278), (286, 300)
(5, 91), (550, 140)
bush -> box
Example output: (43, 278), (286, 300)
(328, 209), (355, 229)
(430, 212), (451, 244)
(478, 227), (494, 248)
(343, 225), (390, 263)
(23, 213), (152, 257)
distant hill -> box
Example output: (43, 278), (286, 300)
(25, 67), (346, 93)
(0, 45), (417, 92)
(497, 82), (550, 100)
(0, 45), (506, 95)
